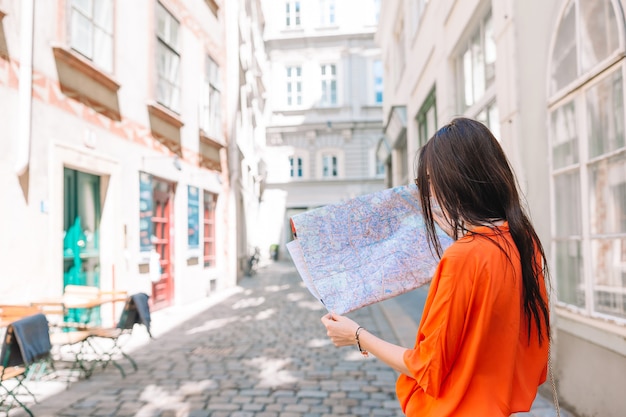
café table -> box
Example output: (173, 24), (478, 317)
(29, 288), (128, 381)
(31, 287), (128, 328)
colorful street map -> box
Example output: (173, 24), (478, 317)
(286, 184), (453, 315)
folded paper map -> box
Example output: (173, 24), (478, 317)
(286, 184), (453, 315)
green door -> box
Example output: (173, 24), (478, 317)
(63, 168), (101, 324)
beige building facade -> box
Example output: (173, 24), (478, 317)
(260, 0), (386, 256)
(0, 0), (242, 319)
(377, 0), (626, 416)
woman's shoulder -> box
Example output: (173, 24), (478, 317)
(443, 226), (512, 258)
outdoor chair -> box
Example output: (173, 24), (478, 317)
(48, 328), (94, 384)
(86, 293), (152, 377)
(0, 313), (53, 417)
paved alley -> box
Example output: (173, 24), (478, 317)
(12, 260), (573, 417)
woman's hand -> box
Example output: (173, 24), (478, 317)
(321, 312), (411, 375)
(321, 312), (360, 347)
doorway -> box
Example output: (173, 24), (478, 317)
(63, 168), (101, 324)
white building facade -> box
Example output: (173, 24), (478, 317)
(377, 0), (626, 416)
(0, 0), (238, 318)
(260, 0), (386, 257)
(225, 0), (269, 275)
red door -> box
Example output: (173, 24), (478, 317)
(151, 180), (174, 309)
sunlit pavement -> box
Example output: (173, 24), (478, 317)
(14, 260), (575, 417)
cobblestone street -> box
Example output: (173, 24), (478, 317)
(23, 261), (403, 417)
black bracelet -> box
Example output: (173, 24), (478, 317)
(355, 326), (369, 357)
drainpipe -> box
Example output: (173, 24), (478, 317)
(15, 0), (34, 176)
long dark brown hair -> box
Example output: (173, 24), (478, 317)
(415, 117), (550, 344)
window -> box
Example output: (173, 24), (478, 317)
(289, 156), (303, 178)
(203, 191), (217, 268)
(394, 17), (406, 87)
(373, 0), (380, 24)
(320, 0), (335, 26)
(376, 158), (386, 176)
(550, 0), (619, 95)
(410, 0), (429, 37)
(322, 154), (338, 178)
(397, 140), (409, 185)
(416, 88), (436, 148)
(156, 2), (180, 113)
(476, 100), (500, 140)
(321, 64), (337, 106)
(286, 66), (302, 106)
(373, 60), (383, 104)
(69, 0), (114, 72)
(548, 0), (626, 320)
(457, 10), (496, 113)
(285, 1), (301, 28)
(188, 186), (199, 250)
(200, 56), (221, 139)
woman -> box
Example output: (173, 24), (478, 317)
(321, 117), (550, 416)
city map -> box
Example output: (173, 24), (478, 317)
(286, 184), (453, 315)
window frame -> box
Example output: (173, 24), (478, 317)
(200, 56), (222, 140)
(416, 87), (437, 148)
(410, 0), (429, 41)
(285, 1), (302, 28)
(203, 191), (217, 268)
(317, 148), (343, 179)
(373, 59), (384, 105)
(547, 0), (626, 323)
(187, 186), (200, 254)
(320, 63), (337, 107)
(286, 65), (303, 107)
(455, 9), (496, 116)
(393, 15), (406, 89)
(319, 0), (336, 26)
(68, 0), (115, 73)
(289, 155), (303, 178)
(156, 2), (181, 113)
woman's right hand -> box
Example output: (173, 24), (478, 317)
(321, 312), (360, 347)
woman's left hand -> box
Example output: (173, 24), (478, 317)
(321, 312), (360, 347)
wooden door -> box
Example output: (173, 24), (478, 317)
(151, 180), (174, 309)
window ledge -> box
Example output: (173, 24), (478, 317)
(281, 27), (305, 34)
(200, 130), (225, 149)
(276, 108), (308, 115)
(204, 0), (219, 16)
(199, 129), (223, 172)
(316, 105), (341, 111)
(147, 102), (184, 154)
(555, 306), (626, 356)
(315, 25), (340, 31)
(52, 46), (119, 92)
(147, 102), (184, 129)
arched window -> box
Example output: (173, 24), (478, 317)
(548, 0), (626, 321)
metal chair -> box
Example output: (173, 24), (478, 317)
(0, 313), (52, 416)
(86, 293), (152, 377)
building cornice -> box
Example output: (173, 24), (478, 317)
(265, 31), (376, 50)
(266, 119), (382, 134)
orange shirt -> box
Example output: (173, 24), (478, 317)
(396, 224), (548, 416)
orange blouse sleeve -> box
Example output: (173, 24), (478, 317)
(402, 250), (475, 398)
